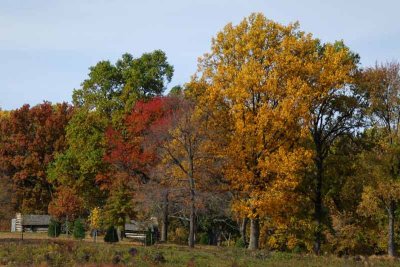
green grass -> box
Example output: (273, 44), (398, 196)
(0, 233), (399, 266)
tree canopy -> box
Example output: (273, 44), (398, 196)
(0, 13), (399, 256)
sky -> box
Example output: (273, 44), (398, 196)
(0, 0), (399, 110)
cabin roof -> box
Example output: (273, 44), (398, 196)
(21, 215), (51, 226)
(125, 218), (158, 232)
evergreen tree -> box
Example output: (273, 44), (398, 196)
(48, 219), (61, 238)
(104, 226), (119, 243)
(73, 219), (85, 240)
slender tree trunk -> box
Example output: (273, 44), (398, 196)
(240, 217), (248, 245)
(388, 200), (396, 257)
(189, 188), (195, 248)
(313, 157), (323, 255)
(116, 226), (122, 241)
(248, 218), (260, 250)
(217, 226), (222, 246)
(188, 155), (196, 248)
(208, 232), (214, 245)
(160, 189), (169, 242)
(66, 215), (69, 237)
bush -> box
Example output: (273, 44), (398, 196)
(170, 227), (188, 244)
(104, 226), (119, 243)
(235, 237), (246, 248)
(198, 232), (210, 245)
(73, 219), (85, 239)
(292, 244), (306, 254)
(48, 219), (61, 237)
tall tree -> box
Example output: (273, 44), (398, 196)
(306, 41), (361, 254)
(72, 50), (173, 120)
(98, 97), (178, 229)
(50, 51), (174, 216)
(193, 13), (339, 249)
(0, 102), (73, 213)
(0, 110), (14, 223)
(47, 110), (108, 210)
(147, 95), (216, 248)
(358, 61), (400, 256)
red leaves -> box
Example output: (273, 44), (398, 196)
(48, 186), (84, 220)
(101, 97), (180, 188)
(0, 102), (73, 213)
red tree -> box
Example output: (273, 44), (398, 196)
(99, 97), (179, 187)
(0, 102), (73, 213)
(97, 96), (180, 228)
(48, 186), (84, 221)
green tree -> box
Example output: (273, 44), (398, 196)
(72, 50), (173, 120)
(47, 110), (108, 211)
(104, 225), (119, 243)
(103, 180), (135, 232)
(48, 219), (61, 238)
(50, 51), (174, 221)
(73, 218), (86, 240)
(168, 85), (183, 96)
(304, 41), (361, 254)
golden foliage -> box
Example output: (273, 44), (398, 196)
(88, 207), (102, 230)
(192, 13), (354, 220)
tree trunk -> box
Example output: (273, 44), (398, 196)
(240, 217), (248, 245)
(248, 218), (260, 250)
(388, 200), (396, 257)
(66, 215), (69, 237)
(117, 225), (124, 241)
(188, 153), (196, 248)
(188, 188), (195, 248)
(117, 226), (122, 241)
(208, 228), (220, 246)
(160, 189), (169, 242)
(313, 157), (323, 255)
(217, 226), (222, 246)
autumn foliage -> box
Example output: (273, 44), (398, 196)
(0, 13), (399, 257)
(0, 102), (73, 213)
(48, 186), (84, 220)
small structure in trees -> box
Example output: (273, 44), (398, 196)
(12, 213), (51, 232)
(124, 218), (158, 246)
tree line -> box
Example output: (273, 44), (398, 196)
(1, 13), (400, 256)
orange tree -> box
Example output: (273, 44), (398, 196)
(192, 13), (358, 250)
(0, 102), (73, 213)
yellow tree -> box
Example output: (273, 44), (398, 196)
(358, 61), (400, 257)
(88, 207), (102, 242)
(156, 97), (215, 248)
(193, 13), (357, 250)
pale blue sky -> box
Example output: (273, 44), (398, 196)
(0, 0), (399, 110)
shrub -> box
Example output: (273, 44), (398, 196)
(73, 219), (85, 239)
(153, 252), (166, 263)
(104, 226), (119, 243)
(198, 232), (210, 245)
(292, 244), (305, 254)
(48, 219), (61, 237)
(170, 227), (188, 244)
(235, 237), (246, 248)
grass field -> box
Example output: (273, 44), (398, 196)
(0, 232), (399, 266)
